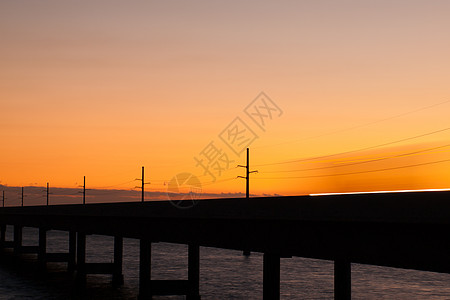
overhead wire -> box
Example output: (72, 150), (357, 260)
(201, 177), (237, 186)
(92, 180), (136, 190)
(254, 126), (450, 167)
(255, 158), (450, 180)
(262, 143), (450, 174)
(254, 99), (450, 149)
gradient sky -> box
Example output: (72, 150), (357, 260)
(1, 1), (450, 199)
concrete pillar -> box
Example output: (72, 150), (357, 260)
(0, 224), (5, 248)
(13, 225), (22, 255)
(263, 253), (280, 300)
(112, 236), (124, 286)
(76, 232), (86, 286)
(38, 228), (47, 270)
(138, 239), (151, 299)
(187, 243), (201, 300)
(68, 231), (77, 272)
(334, 259), (351, 300)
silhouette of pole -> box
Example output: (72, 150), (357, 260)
(246, 148), (250, 199)
(83, 176), (86, 205)
(21, 186), (24, 207)
(238, 148), (257, 257)
(238, 148), (258, 199)
(46, 182), (49, 206)
(2, 190), (4, 207)
(136, 167), (150, 203)
(142, 166), (144, 203)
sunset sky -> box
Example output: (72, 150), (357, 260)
(1, 1), (450, 203)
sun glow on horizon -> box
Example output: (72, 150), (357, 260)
(310, 188), (450, 197)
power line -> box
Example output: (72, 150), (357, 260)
(201, 177), (237, 186)
(93, 180), (136, 190)
(254, 99), (450, 149)
(255, 126), (450, 167)
(254, 158), (450, 180)
(193, 167), (239, 181)
(262, 143), (450, 174)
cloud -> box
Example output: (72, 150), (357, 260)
(0, 185), (259, 207)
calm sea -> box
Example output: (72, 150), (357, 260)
(1, 227), (450, 299)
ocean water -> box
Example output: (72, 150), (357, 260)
(1, 227), (450, 299)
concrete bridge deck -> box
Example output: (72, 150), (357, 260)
(1, 191), (450, 299)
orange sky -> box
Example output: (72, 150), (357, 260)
(1, 1), (450, 200)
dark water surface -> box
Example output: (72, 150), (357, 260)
(1, 227), (450, 299)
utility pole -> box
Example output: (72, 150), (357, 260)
(238, 148), (258, 257)
(246, 148), (250, 199)
(83, 176), (86, 205)
(142, 167), (144, 203)
(46, 182), (49, 206)
(135, 167), (150, 203)
(2, 191), (4, 207)
(238, 148), (258, 199)
(21, 186), (24, 207)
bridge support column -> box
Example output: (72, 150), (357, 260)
(138, 241), (200, 299)
(37, 228), (76, 272)
(187, 243), (200, 300)
(263, 253), (280, 300)
(41, 230), (77, 272)
(76, 232), (86, 286)
(112, 236), (124, 286)
(68, 231), (77, 272)
(13, 225), (22, 255)
(0, 224), (5, 249)
(334, 259), (351, 300)
(38, 228), (47, 270)
(139, 239), (151, 299)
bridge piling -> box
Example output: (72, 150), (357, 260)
(138, 241), (201, 299)
(187, 243), (200, 300)
(112, 236), (124, 286)
(38, 228), (47, 270)
(139, 239), (151, 299)
(75, 232), (124, 286)
(334, 259), (351, 300)
(37, 230), (79, 272)
(0, 224), (5, 248)
(76, 232), (87, 286)
(68, 231), (77, 271)
(263, 253), (280, 300)
(13, 225), (22, 256)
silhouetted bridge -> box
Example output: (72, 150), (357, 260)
(2, 191), (450, 299)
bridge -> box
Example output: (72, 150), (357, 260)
(1, 190), (450, 299)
